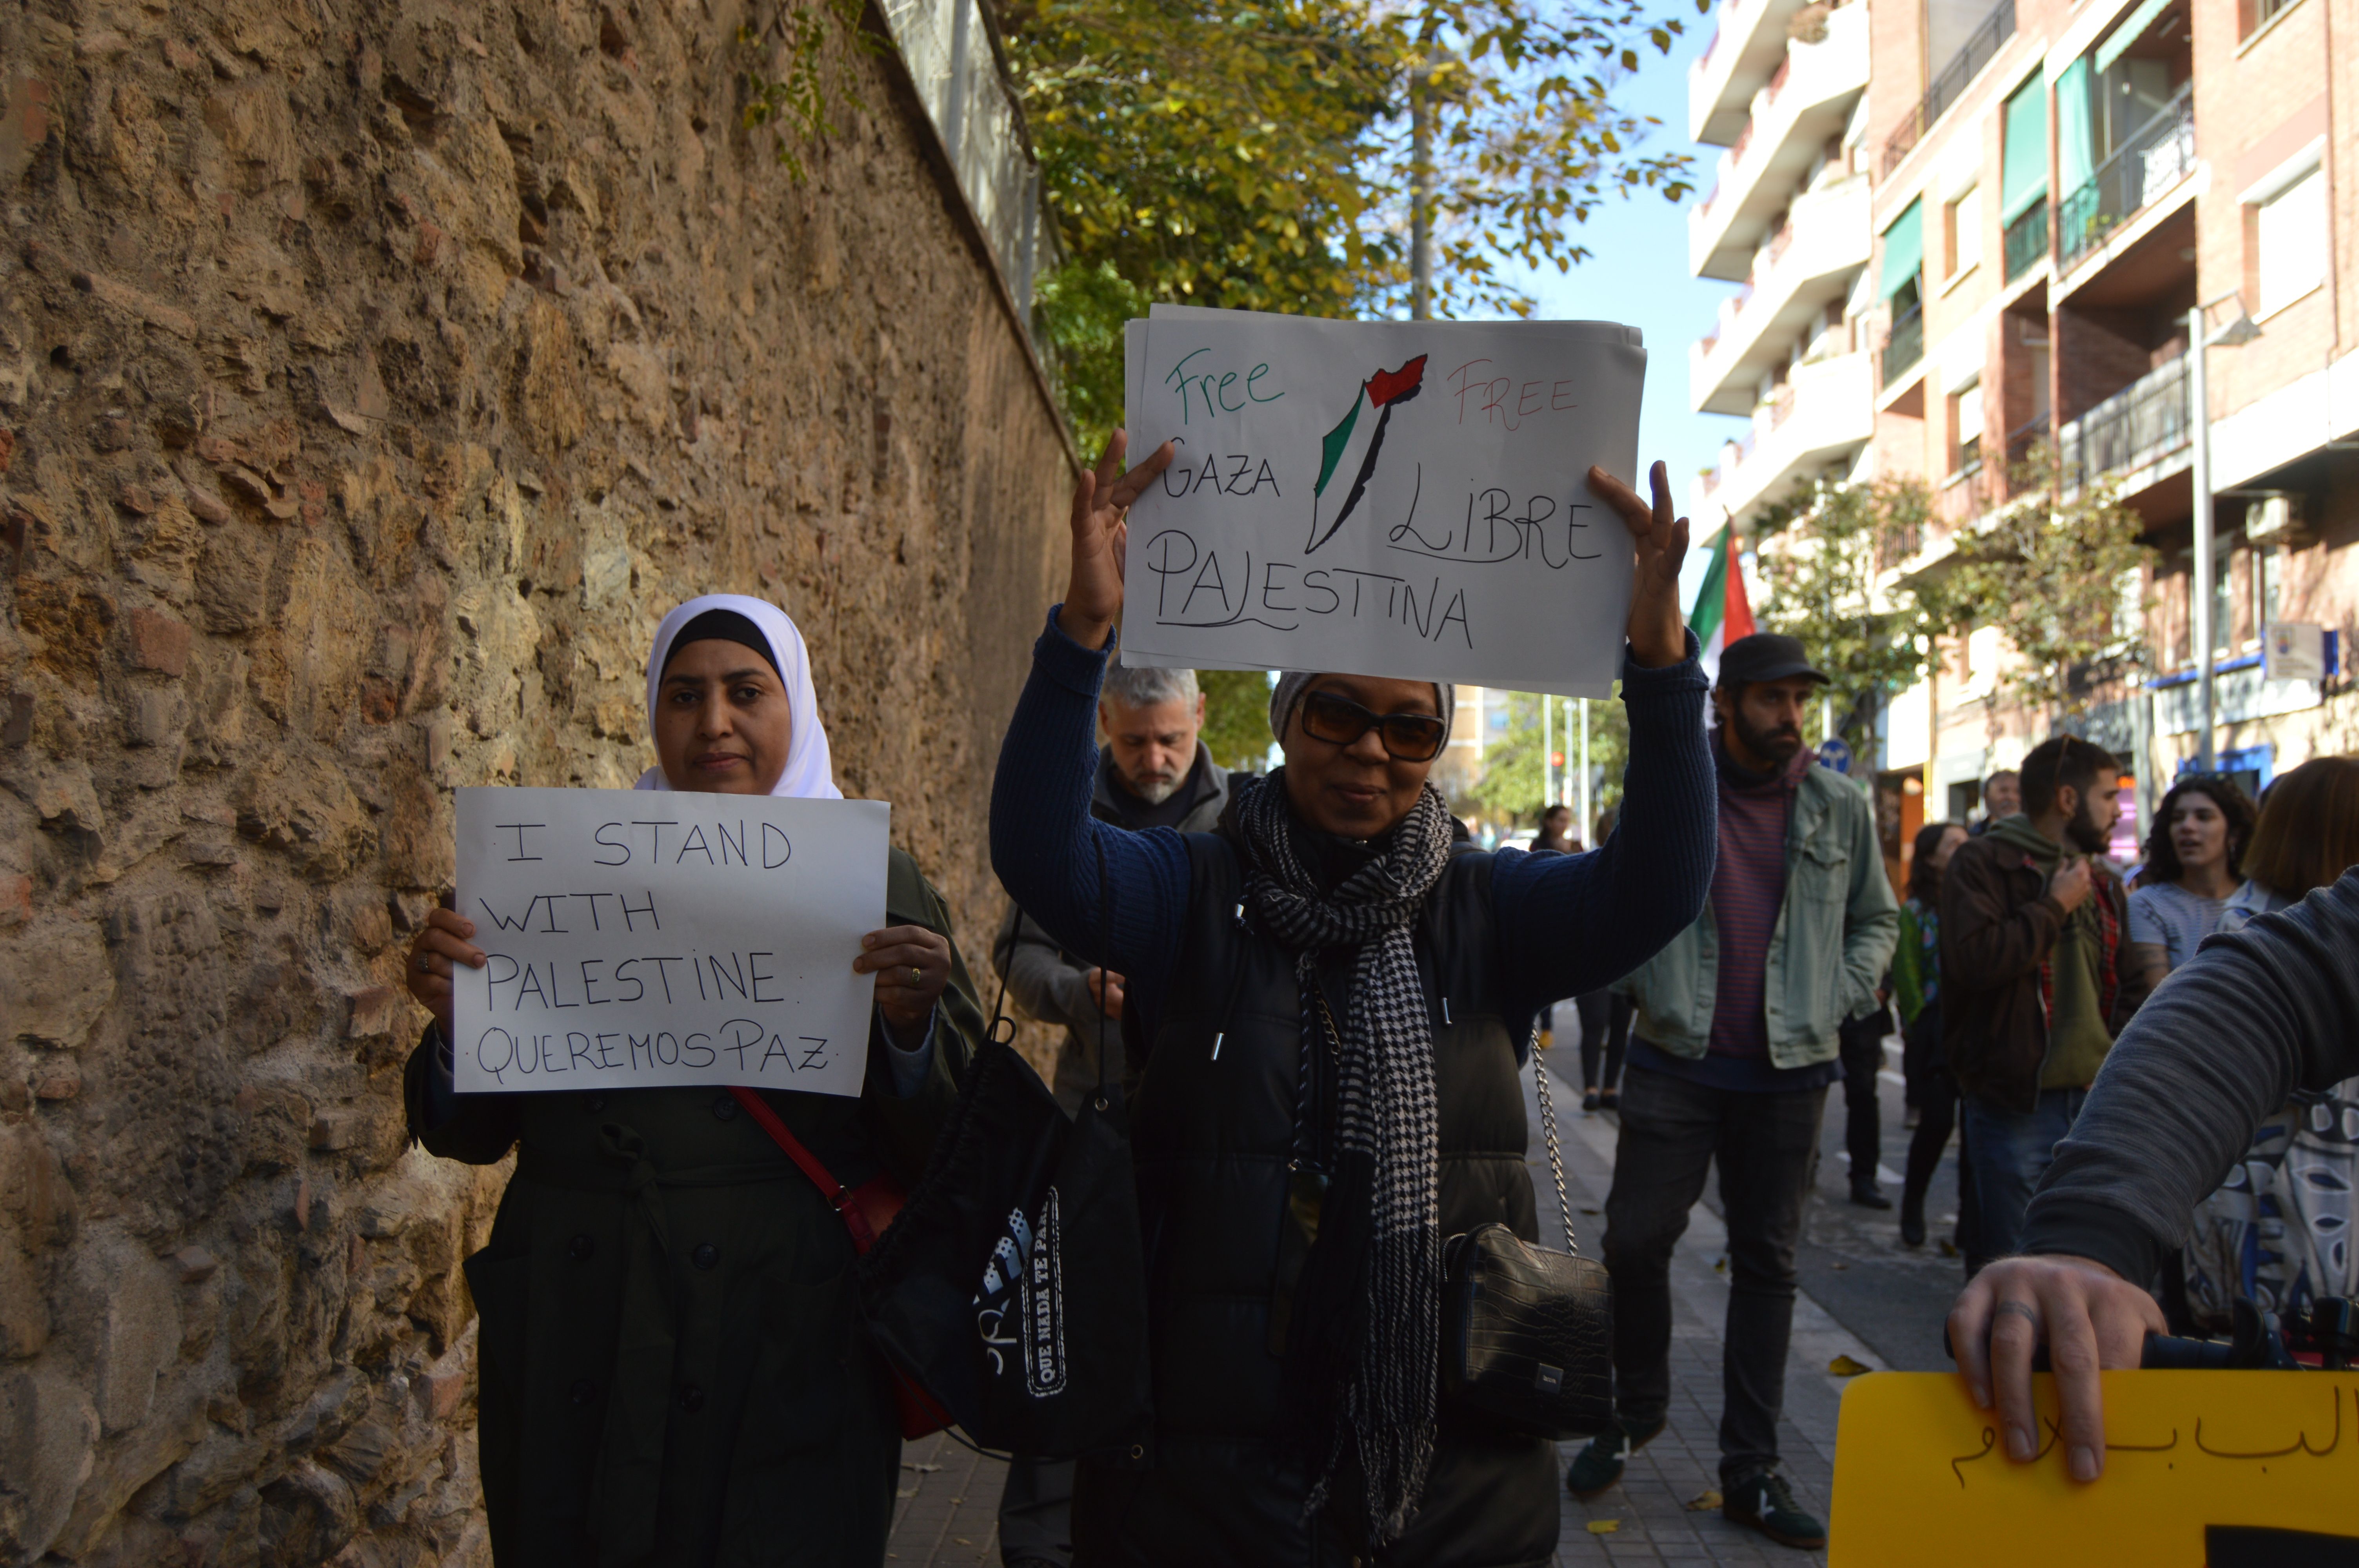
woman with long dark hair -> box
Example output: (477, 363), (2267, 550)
(2125, 774), (2256, 994)
(1894, 820), (1970, 1249)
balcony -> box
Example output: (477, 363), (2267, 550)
(1689, 0), (1819, 146)
(1688, 0), (1869, 281)
(1690, 174), (1872, 414)
(1689, 350), (1876, 523)
(1882, 302), (1925, 385)
(2059, 355), (2188, 494)
(1881, 0), (2015, 177)
(2059, 87), (2195, 271)
(2002, 202), (2049, 283)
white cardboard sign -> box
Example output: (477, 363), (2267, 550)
(451, 787), (887, 1096)
(1118, 307), (1645, 697)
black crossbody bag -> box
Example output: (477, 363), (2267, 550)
(1297, 995), (1613, 1441)
(1436, 1036), (1614, 1439)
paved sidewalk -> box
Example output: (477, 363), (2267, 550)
(885, 1045), (1905, 1566)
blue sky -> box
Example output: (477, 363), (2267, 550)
(1472, 10), (1751, 611)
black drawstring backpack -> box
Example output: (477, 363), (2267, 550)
(855, 836), (1156, 1464)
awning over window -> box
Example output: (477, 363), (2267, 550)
(2001, 73), (2048, 223)
(1881, 200), (1924, 299)
(2057, 57), (2095, 196)
(2095, 0), (2174, 73)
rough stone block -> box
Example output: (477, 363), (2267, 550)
(67, 1232), (182, 1434)
(170, 1246), (219, 1284)
(342, 988), (399, 1041)
(0, 1367), (98, 1561)
(309, 1108), (364, 1150)
(0, 916), (115, 1048)
(123, 607), (192, 677)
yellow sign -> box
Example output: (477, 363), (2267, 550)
(1831, 1372), (2359, 1566)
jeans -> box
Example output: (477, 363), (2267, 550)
(1601, 1063), (1828, 1485)
(1837, 1008), (1892, 1192)
(1576, 989), (1632, 1093)
(1960, 1086), (2088, 1269)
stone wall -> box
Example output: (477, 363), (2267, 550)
(0, 0), (1074, 1560)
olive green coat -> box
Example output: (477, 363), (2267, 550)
(405, 849), (983, 1568)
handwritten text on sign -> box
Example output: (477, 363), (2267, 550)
(452, 788), (887, 1097)
(1120, 307), (1645, 697)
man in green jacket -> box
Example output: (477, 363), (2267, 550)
(1568, 634), (1897, 1552)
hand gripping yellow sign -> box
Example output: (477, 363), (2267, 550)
(1831, 1372), (2359, 1566)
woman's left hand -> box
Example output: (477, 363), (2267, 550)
(1590, 461), (1692, 670)
(856, 924), (953, 1038)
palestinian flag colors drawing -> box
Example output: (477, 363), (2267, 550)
(1687, 524), (1756, 685)
(1307, 354), (1428, 552)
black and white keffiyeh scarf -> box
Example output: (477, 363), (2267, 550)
(1229, 769), (1454, 1545)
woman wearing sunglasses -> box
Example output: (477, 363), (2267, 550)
(989, 435), (1715, 1567)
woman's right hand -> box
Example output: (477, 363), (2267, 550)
(405, 907), (486, 1041)
(1058, 429), (1174, 651)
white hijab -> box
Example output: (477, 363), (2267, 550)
(632, 594), (843, 799)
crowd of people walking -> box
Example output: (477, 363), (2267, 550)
(383, 433), (2359, 1566)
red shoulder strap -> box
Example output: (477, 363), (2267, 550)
(729, 1085), (879, 1251)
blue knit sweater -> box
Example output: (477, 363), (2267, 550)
(989, 610), (1719, 1033)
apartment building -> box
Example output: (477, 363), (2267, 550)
(1846, 0), (2358, 858)
(1686, 0), (1881, 528)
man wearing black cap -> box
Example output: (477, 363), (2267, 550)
(1568, 633), (1897, 1551)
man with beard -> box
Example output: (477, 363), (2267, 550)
(989, 661), (1241, 1568)
(1940, 734), (2149, 1271)
(1570, 635), (1895, 1551)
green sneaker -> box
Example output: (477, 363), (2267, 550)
(1563, 1413), (1665, 1499)
(1723, 1468), (1826, 1550)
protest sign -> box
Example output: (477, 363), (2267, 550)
(1118, 306), (1646, 696)
(451, 787), (888, 1096)
(1830, 1370), (2359, 1565)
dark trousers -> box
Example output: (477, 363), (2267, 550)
(1601, 1063), (1828, 1485)
(999, 1455), (1073, 1566)
(1899, 1005), (1978, 1249)
(1576, 989), (1632, 1093)
(1837, 1007), (1892, 1193)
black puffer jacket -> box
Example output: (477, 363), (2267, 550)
(1071, 833), (1557, 1568)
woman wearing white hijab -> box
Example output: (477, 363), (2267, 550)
(398, 594), (985, 1568)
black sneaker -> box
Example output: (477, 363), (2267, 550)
(1723, 1468), (1825, 1550)
(1849, 1181), (1893, 1210)
(1582, 1089), (1602, 1112)
(1564, 1413), (1665, 1498)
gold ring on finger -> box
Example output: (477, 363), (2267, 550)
(909, 966), (924, 987)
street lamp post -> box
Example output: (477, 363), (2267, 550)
(2188, 295), (2261, 775)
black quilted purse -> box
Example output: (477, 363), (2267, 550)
(1438, 1037), (1614, 1438)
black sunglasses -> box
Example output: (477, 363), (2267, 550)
(1297, 690), (1448, 762)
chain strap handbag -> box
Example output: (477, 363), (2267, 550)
(1436, 1034), (1614, 1439)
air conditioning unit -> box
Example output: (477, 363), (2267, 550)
(2245, 492), (2310, 547)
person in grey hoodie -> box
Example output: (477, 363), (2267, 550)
(989, 660), (1243, 1568)
(1950, 867), (2359, 1486)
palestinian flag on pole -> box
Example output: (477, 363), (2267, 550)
(1687, 524), (1756, 686)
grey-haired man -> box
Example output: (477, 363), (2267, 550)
(992, 661), (1247, 1568)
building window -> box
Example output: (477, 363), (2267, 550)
(1946, 185), (1983, 278)
(1952, 383), (1984, 474)
(2255, 163), (2327, 316)
(2246, 0), (2299, 38)
(2255, 544), (2284, 636)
